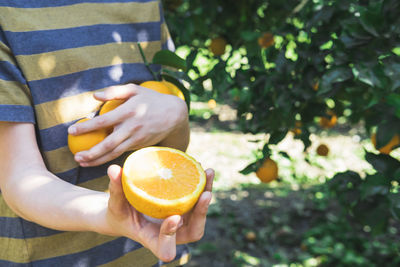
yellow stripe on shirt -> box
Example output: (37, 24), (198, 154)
(99, 246), (159, 267)
(35, 90), (103, 130)
(0, 2), (160, 32)
(42, 147), (79, 174)
(0, 80), (31, 105)
(17, 41), (161, 81)
(0, 42), (18, 65)
(0, 232), (116, 263)
(0, 194), (19, 218)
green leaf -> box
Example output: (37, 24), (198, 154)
(161, 74), (191, 112)
(358, 3), (384, 37)
(353, 195), (390, 235)
(376, 120), (400, 149)
(268, 130), (287, 145)
(353, 63), (389, 89)
(360, 174), (391, 199)
(239, 161), (258, 175)
(365, 151), (400, 179)
(240, 30), (259, 41)
(390, 193), (400, 219)
(318, 66), (352, 95)
(152, 50), (187, 71)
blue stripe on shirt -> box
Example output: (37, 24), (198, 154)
(28, 63), (160, 105)
(32, 237), (143, 267)
(5, 22), (160, 55)
(0, 0), (154, 8)
(0, 260), (30, 267)
(0, 217), (61, 238)
(0, 61), (27, 83)
(0, 105), (35, 123)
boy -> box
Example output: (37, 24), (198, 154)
(0, 0), (213, 265)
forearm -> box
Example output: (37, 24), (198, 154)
(2, 167), (108, 233)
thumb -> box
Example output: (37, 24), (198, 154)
(107, 164), (127, 217)
(157, 215), (181, 262)
(94, 84), (139, 101)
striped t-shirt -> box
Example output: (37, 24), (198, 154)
(0, 0), (189, 266)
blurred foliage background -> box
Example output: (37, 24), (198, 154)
(162, 0), (400, 266)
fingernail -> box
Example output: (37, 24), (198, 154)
(75, 155), (83, 162)
(203, 191), (212, 205)
(94, 91), (105, 98)
(68, 126), (76, 135)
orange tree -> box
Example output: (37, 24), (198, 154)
(163, 0), (400, 242)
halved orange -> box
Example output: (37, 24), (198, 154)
(121, 147), (206, 219)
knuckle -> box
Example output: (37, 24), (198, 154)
(127, 123), (140, 133)
(96, 116), (108, 127)
(82, 153), (94, 161)
(103, 140), (116, 150)
(125, 108), (136, 118)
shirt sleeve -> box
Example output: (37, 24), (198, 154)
(0, 29), (35, 123)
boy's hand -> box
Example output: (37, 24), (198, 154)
(104, 165), (214, 262)
(68, 83), (188, 167)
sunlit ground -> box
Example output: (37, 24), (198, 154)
(184, 101), (400, 267)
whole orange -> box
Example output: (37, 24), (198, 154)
(99, 99), (125, 115)
(290, 121), (302, 136)
(371, 133), (400, 154)
(209, 37), (227, 56)
(319, 111), (337, 129)
(255, 158), (278, 183)
(316, 144), (329, 156)
(162, 81), (185, 100)
(67, 118), (109, 155)
(258, 32), (275, 49)
(140, 80), (173, 95)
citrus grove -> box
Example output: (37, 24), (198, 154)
(164, 0), (400, 265)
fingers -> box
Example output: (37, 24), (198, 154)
(176, 168), (214, 244)
(74, 129), (133, 167)
(94, 83), (139, 101)
(176, 191), (212, 244)
(107, 165), (127, 218)
(157, 215), (181, 262)
(204, 168), (215, 192)
(68, 109), (124, 136)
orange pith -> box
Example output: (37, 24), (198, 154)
(122, 147), (206, 219)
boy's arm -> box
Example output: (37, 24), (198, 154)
(0, 121), (213, 262)
(0, 121), (107, 232)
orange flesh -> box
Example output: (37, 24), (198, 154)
(126, 150), (200, 200)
